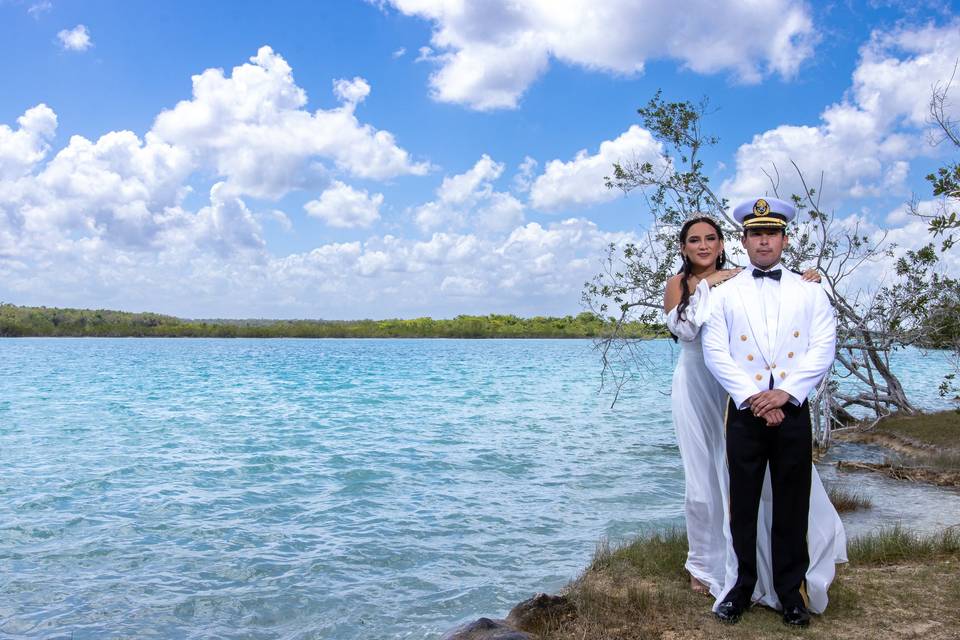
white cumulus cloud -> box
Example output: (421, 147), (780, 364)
(0, 104), (57, 180)
(57, 24), (92, 52)
(252, 217), (639, 317)
(2, 126), (192, 250)
(722, 21), (960, 208)
(0, 47), (429, 287)
(386, 0), (817, 110)
(413, 154), (523, 232)
(333, 77), (372, 105)
(5, 216), (630, 319)
(476, 192), (525, 234)
(823, 206), (960, 299)
(529, 125), (665, 211)
(305, 181), (384, 228)
(512, 155), (538, 193)
(189, 182), (266, 256)
(151, 46), (428, 199)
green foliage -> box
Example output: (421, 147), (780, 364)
(588, 90), (734, 327)
(923, 71), (960, 250)
(925, 160), (960, 251)
(918, 276), (960, 352)
(928, 162), (960, 199)
(606, 90), (728, 230)
(0, 303), (662, 339)
(916, 74), (960, 397)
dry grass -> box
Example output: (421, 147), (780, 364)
(848, 524), (960, 565)
(825, 485), (872, 513)
(590, 528), (689, 579)
(922, 450), (960, 471)
(533, 528), (960, 640)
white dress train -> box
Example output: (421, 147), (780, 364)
(667, 279), (847, 613)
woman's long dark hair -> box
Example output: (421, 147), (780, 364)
(675, 216), (727, 321)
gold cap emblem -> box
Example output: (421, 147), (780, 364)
(753, 199), (770, 217)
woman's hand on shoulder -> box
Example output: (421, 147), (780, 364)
(704, 268), (742, 288)
(801, 268), (822, 283)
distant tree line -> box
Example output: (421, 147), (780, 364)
(0, 303), (663, 339)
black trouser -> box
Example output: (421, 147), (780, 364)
(723, 397), (811, 610)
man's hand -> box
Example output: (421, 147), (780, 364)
(750, 389), (791, 417)
(745, 392), (786, 426)
(758, 407), (785, 427)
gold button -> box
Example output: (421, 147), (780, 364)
(793, 331), (800, 338)
(788, 352), (794, 358)
(755, 374), (763, 381)
(740, 335), (748, 341)
(771, 364), (777, 369)
(747, 354), (754, 361)
(780, 371), (787, 379)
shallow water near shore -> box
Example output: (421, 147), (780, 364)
(0, 338), (956, 639)
(820, 441), (960, 538)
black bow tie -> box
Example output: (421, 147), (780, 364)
(752, 268), (782, 281)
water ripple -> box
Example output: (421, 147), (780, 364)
(0, 338), (956, 639)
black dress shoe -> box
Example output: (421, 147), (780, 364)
(714, 600), (744, 624)
(782, 604), (811, 627)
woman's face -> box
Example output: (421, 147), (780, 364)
(682, 221), (722, 270)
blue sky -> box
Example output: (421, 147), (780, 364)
(1, 0), (958, 318)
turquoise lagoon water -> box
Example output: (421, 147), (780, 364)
(0, 338), (955, 639)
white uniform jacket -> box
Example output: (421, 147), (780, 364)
(701, 268), (836, 409)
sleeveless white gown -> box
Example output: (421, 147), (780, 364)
(666, 279), (847, 613)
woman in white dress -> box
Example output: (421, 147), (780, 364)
(663, 216), (847, 613)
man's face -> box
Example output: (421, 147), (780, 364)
(741, 228), (788, 268)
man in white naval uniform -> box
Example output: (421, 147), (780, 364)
(701, 197), (837, 627)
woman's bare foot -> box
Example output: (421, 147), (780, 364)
(690, 575), (710, 594)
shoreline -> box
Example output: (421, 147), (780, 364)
(832, 411), (960, 488)
(444, 527), (960, 640)
(444, 410), (960, 639)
